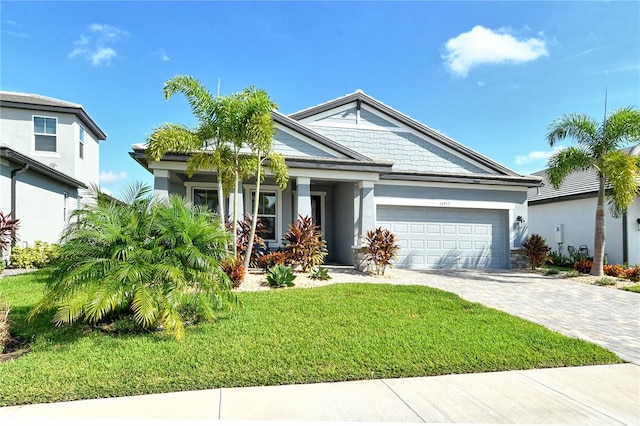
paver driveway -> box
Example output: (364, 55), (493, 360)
(399, 269), (640, 365)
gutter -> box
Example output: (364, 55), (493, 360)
(10, 164), (29, 247)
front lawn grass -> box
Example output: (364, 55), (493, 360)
(621, 285), (640, 293)
(0, 271), (622, 407)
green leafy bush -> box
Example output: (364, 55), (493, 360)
(266, 264), (296, 288)
(309, 266), (331, 281)
(521, 234), (552, 269)
(9, 241), (59, 269)
(361, 227), (400, 276)
(548, 251), (570, 267)
(283, 215), (327, 272)
(594, 276), (617, 286)
(28, 183), (236, 341)
(257, 251), (289, 271)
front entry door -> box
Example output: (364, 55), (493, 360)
(311, 194), (323, 236)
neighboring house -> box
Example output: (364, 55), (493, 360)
(0, 91), (107, 248)
(130, 90), (542, 270)
(528, 144), (640, 266)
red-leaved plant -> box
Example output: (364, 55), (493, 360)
(282, 215), (327, 272)
(521, 234), (552, 269)
(0, 211), (20, 255)
(361, 227), (400, 276)
(230, 214), (268, 268)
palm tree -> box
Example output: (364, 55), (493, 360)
(546, 106), (640, 276)
(146, 75), (233, 229)
(239, 87), (289, 271)
(28, 182), (236, 341)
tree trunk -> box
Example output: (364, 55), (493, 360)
(243, 156), (262, 271)
(217, 180), (226, 230)
(232, 166), (239, 258)
(590, 174), (606, 276)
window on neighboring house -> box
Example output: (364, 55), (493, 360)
(252, 190), (277, 241)
(193, 188), (219, 213)
(79, 126), (85, 159)
(33, 116), (57, 152)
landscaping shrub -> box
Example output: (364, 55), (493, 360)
(574, 258), (593, 274)
(0, 296), (9, 353)
(361, 227), (400, 276)
(309, 266), (331, 281)
(27, 183), (237, 341)
(282, 215), (327, 272)
(266, 264), (296, 288)
(594, 276), (617, 286)
(548, 250), (571, 267)
(232, 213), (268, 268)
(221, 257), (246, 288)
(9, 240), (59, 269)
(0, 211), (20, 256)
(623, 267), (640, 282)
(257, 250), (288, 271)
(521, 234), (552, 269)
(603, 264), (626, 278)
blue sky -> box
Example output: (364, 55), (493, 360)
(2, 1), (639, 196)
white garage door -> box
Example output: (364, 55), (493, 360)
(376, 206), (508, 269)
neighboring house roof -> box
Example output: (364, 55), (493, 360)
(289, 90), (523, 177)
(528, 143), (640, 204)
(0, 91), (107, 141)
(0, 147), (87, 189)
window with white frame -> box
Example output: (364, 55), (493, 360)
(193, 188), (219, 213)
(33, 116), (57, 152)
(251, 190), (278, 241)
(79, 126), (85, 159)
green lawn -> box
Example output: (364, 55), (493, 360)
(622, 285), (640, 293)
(0, 271), (622, 407)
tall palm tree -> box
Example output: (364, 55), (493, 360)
(239, 87), (289, 271)
(546, 106), (640, 276)
(146, 75), (233, 229)
(28, 182), (236, 341)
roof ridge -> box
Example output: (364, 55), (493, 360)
(0, 90), (83, 108)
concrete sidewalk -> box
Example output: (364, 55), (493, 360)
(1, 363), (638, 424)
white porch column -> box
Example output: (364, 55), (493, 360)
(153, 169), (170, 201)
(296, 177), (312, 219)
(228, 181), (244, 219)
(359, 180), (375, 236)
(353, 183), (361, 246)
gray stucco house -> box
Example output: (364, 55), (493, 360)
(130, 90), (542, 269)
(0, 91), (107, 249)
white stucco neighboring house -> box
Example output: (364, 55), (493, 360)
(527, 144), (640, 266)
(0, 91), (107, 249)
(130, 90), (542, 270)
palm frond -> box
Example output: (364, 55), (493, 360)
(546, 147), (594, 189)
(602, 150), (640, 218)
(546, 113), (598, 147)
(163, 75), (216, 123)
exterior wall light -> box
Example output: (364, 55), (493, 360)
(636, 218), (640, 231)
(516, 215), (525, 230)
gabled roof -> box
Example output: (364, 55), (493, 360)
(272, 110), (372, 162)
(0, 91), (107, 140)
(289, 90), (525, 177)
(0, 146), (87, 189)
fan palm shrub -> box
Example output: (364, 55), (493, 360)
(28, 182), (236, 341)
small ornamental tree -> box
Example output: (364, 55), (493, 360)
(361, 227), (400, 276)
(0, 211), (20, 255)
(521, 234), (552, 269)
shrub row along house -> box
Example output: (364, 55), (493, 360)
(0, 91), (106, 250)
(130, 90), (542, 270)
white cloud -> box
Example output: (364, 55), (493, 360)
(442, 25), (548, 78)
(100, 170), (129, 184)
(69, 23), (129, 66)
(514, 146), (565, 166)
(3, 20), (30, 38)
(157, 49), (170, 61)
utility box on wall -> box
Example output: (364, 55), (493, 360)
(554, 224), (563, 244)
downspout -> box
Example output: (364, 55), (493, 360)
(622, 212), (628, 264)
(10, 164), (29, 247)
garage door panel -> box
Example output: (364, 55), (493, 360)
(376, 206), (507, 270)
